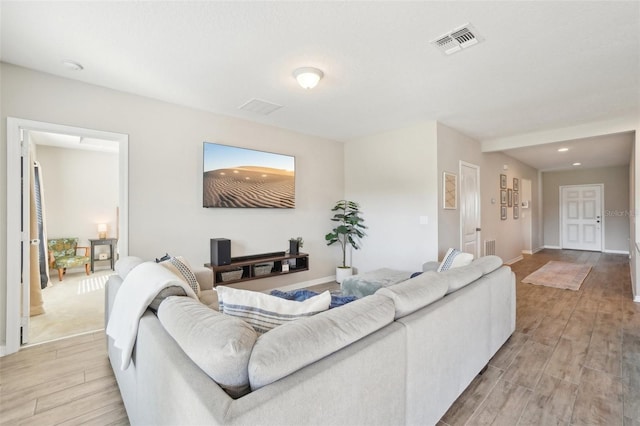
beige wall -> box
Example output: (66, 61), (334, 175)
(1, 63), (346, 343)
(542, 166), (630, 252)
(345, 121), (439, 273)
(437, 123), (540, 264)
(35, 145), (119, 249)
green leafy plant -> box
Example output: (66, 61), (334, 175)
(325, 200), (367, 268)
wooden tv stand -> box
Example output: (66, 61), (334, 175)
(205, 252), (309, 286)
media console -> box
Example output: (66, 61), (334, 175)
(205, 252), (309, 286)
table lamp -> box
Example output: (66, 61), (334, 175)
(98, 223), (107, 239)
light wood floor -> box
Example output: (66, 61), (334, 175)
(1, 250), (638, 425)
(440, 250), (640, 426)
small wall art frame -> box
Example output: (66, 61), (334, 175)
(514, 205), (519, 219)
(501, 205), (507, 220)
(443, 171), (457, 209)
(500, 174), (507, 189)
(507, 188), (513, 207)
(500, 190), (507, 205)
(513, 178), (519, 192)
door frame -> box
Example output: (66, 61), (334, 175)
(459, 161), (481, 258)
(3, 118), (129, 356)
(559, 183), (604, 252)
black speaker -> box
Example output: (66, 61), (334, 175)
(210, 238), (231, 266)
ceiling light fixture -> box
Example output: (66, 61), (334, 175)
(62, 60), (84, 71)
(558, 148), (569, 152)
(573, 162), (582, 166)
(293, 67), (323, 89)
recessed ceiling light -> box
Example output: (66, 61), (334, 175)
(573, 162), (581, 166)
(558, 148), (569, 152)
(62, 60), (83, 71)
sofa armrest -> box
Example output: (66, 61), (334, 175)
(194, 266), (214, 291)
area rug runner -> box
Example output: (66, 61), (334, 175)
(521, 261), (591, 291)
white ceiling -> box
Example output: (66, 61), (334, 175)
(1, 1), (638, 171)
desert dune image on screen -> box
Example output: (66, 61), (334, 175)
(203, 142), (295, 208)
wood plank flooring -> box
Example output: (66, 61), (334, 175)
(440, 249), (640, 426)
(1, 249), (637, 425)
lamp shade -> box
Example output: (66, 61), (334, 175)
(293, 67), (324, 89)
(98, 223), (107, 239)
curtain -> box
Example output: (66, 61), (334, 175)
(29, 159), (48, 316)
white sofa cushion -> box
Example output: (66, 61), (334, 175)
(158, 296), (257, 398)
(217, 286), (331, 335)
(248, 294), (395, 390)
(376, 272), (449, 319)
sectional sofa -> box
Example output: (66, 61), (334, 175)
(105, 255), (515, 425)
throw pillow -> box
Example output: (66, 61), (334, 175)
(160, 256), (200, 296)
(437, 248), (474, 272)
(217, 286), (331, 335)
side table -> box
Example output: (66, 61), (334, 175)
(89, 238), (118, 272)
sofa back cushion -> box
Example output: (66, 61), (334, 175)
(115, 256), (144, 280)
(158, 296), (257, 398)
(248, 294), (395, 390)
(375, 272), (449, 319)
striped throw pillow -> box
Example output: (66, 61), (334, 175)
(217, 286), (331, 335)
(437, 248), (474, 272)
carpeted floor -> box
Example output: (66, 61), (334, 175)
(28, 269), (115, 344)
(521, 260), (592, 291)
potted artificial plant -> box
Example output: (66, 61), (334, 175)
(325, 200), (367, 283)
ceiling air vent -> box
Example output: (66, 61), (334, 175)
(238, 98), (283, 116)
(431, 23), (483, 55)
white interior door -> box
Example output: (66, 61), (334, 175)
(561, 184), (603, 251)
(460, 161), (481, 258)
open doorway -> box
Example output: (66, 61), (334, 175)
(27, 131), (120, 344)
(4, 118), (129, 356)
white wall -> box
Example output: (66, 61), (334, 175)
(436, 123), (484, 259)
(344, 121), (439, 273)
(481, 152), (540, 263)
(35, 145), (119, 249)
(542, 166), (630, 252)
(437, 123), (540, 264)
(1, 63), (346, 344)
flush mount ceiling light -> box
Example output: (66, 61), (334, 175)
(62, 60), (83, 71)
(293, 67), (324, 89)
(573, 162), (582, 166)
(558, 148), (569, 152)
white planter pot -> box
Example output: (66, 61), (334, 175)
(336, 267), (353, 284)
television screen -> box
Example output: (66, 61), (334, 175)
(203, 142), (295, 208)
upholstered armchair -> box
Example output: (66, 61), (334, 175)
(47, 238), (91, 281)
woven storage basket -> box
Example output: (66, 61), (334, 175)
(220, 269), (243, 282)
(254, 263), (273, 276)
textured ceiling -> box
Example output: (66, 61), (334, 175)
(1, 1), (638, 169)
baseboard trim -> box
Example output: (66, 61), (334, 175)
(273, 275), (336, 292)
(532, 247), (544, 254)
(522, 250), (533, 255)
(543, 245), (562, 250)
(603, 249), (630, 255)
(505, 255), (524, 265)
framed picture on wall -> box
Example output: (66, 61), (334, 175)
(513, 178), (519, 192)
(514, 191), (519, 207)
(501, 205), (507, 220)
(443, 171), (457, 209)
(507, 189), (513, 207)
(500, 174), (507, 189)
(514, 205), (520, 219)
(500, 190), (507, 205)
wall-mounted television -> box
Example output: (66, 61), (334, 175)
(203, 142), (295, 208)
